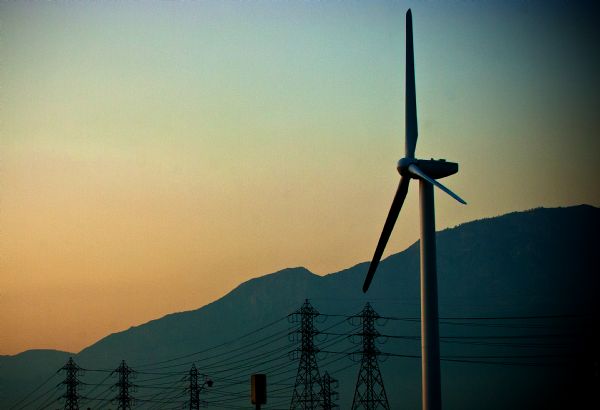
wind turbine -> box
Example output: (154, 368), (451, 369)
(362, 9), (466, 410)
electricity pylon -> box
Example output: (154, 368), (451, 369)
(290, 299), (323, 410)
(351, 303), (390, 410)
(321, 371), (339, 409)
(60, 357), (82, 410)
(187, 364), (201, 410)
(113, 360), (135, 410)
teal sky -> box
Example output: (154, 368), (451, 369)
(1, 1), (599, 355)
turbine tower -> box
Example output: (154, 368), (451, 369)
(362, 9), (466, 410)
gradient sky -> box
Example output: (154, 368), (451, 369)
(1, 1), (598, 355)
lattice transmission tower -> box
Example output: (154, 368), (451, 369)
(112, 360), (135, 410)
(60, 357), (82, 410)
(290, 299), (323, 410)
(351, 303), (390, 410)
(186, 364), (202, 410)
(321, 371), (339, 410)
(185, 364), (212, 409)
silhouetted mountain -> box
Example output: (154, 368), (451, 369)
(2, 205), (598, 409)
(0, 350), (73, 408)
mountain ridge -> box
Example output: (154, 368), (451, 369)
(6, 204), (594, 357)
(40, 204), (598, 358)
(2, 204), (597, 409)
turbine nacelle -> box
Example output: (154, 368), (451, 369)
(397, 157), (458, 179)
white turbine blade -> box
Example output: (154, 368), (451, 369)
(363, 176), (411, 293)
(405, 9), (418, 159)
(408, 164), (466, 204)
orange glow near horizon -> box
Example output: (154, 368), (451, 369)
(1, 1), (599, 355)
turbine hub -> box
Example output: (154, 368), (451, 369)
(397, 157), (415, 176)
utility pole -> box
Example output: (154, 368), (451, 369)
(251, 374), (267, 410)
(290, 299), (323, 410)
(60, 357), (82, 410)
(351, 303), (390, 410)
(321, 371), (339, 410)
(113, 360), (135, 410)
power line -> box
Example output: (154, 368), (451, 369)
(8, 371), (60, 410)
(11, 305), (590, 409)
(134, 315), (289, 368)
